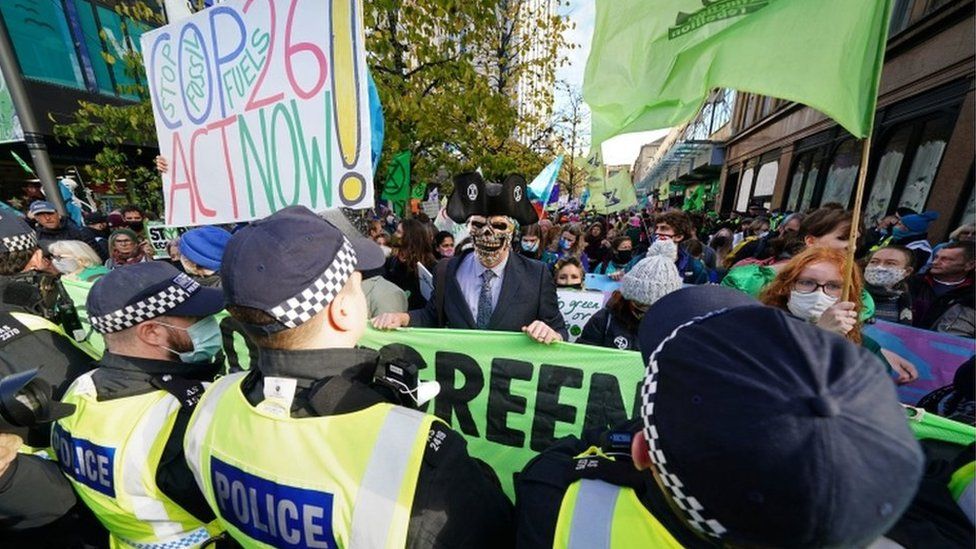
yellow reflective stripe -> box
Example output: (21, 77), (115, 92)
(349, 407), (429, 548)
(10, 311), (99, 358)
(567, 479), (618, 549)
(184, 373), (245, 486)
(122, 394), (184, 536)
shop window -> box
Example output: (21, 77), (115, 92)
(752, 160), (778, 208)
(896, 115), (953, 212)
(799, 149), (825, 212)
(73, 0), (114, 94)
(819, 139), (861, 207)
(0, 2), (85, 89)
(889, 0), (917, 35)
(960, 185), (975, 227)
(786, 155), (808, 211)
(735, 167), (754, 213)
(865, 127), (913, 227)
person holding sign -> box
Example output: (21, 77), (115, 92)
(373, 173), (567, 343)
(515, 286), (924, 548)
(184, 207), (515, 548)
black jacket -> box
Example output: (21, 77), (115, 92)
(409, 250), (568, 339)
(909, 274), (974, 331)
(577, 307), (639, 351)
(35, 219), (106, 261)
(241, 347), (516, 549)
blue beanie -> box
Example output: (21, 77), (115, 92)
(899, 211), (938, 234)
(179, 226), (231, 271)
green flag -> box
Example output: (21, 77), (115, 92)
(380, 151), (411, 216)
(410, 182), (427, 201)
(584, 0), (893, 145)
(579, 151), (637, 214)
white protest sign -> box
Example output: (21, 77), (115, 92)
(556, 289), (609, 342)
(143, 0), (373, 227)
(417, 262), (434, 301)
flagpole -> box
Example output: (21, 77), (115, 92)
(841, 136), (872, 302)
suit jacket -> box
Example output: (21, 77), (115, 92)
(410, 250), (568, 339)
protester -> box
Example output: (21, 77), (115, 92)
(83, 211), (110, 258)
(910, 241), (975, 338)
(54, 261), (224, 547)
(592, 235), (639, 279)
(518, 223), (548, 261)
(186, 206), (515, 547)
(29, 200), (105, 262)
(373, 173), (567, 342)
(929, 223), (976, 266)
(48, 240), (106, 282)
(434, 230), (456, 259)
(119, 204), (146, 234)
(553, 256), (585, 289)
(550, 223), (590, 271)
(652, 210), (708, 284)
(864, 246), (915, 325)
(178, 226), (232, 288)
(891, 211), (939, 272)
(383, 218), (436, 310)
(105, 228), (150, 269)
(760, 247), (864, 342)
(578, 240), (683, 351)
(759, 247), (918, 383)
(583, 220), (610, 267)
(516, 286), (924, 549)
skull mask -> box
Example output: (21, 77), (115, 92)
(469, 215), (514, 267)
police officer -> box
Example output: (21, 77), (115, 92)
(0, 213), (95, 407)
(184, 206), (515, 548)
(53, 261), (226, 548)
(516, 286), (925, 548)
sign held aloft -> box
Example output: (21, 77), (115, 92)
(143, 0), (373, 226)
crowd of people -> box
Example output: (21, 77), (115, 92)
(0, 169), (971, 549)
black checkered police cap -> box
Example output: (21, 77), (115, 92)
(0, 212), (37, 253)
(221, 206), (385, 336)
(87, 261), (225, 334)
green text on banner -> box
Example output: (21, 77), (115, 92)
(142, 0), (374, 226)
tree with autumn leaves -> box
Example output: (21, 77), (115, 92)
(52, 0), (574, 208)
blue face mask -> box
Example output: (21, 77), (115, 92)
(521, 240), (539, 253)
(157, 316), (222, 363)
(559, 238), (572, 251)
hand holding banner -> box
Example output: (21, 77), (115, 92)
(142, 0), (373, 226)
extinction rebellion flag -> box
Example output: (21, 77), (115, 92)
(584, 0), (894, 145)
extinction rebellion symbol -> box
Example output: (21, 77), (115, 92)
(669, 0), (769, 40)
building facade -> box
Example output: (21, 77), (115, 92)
(719, 0), (974, 240)
(0, 0), (158, 207)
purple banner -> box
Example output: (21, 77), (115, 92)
(864, 320), (976, 405)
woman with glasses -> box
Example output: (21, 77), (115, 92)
(759, 247), (918, 383)
(104, 228), (150, 270)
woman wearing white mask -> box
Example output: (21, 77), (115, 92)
(864, 246), (915, 325)
(48, 240), (107, 282)
(760, 247), (918, 384)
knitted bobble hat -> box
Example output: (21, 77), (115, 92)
(620, 240), (683, 306)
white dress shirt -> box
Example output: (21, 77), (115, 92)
(457, 252), (509, 322)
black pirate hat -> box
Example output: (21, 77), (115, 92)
(446, 173), (538, 226)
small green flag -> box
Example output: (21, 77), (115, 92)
(11, 151), (34, 175)
(410, 182), (427, 201)
(584, 0), (893, 145)
(579, 150), (637, 214)
(380, 151), (411, 216)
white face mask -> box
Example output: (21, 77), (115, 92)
(864, 265), (906, 288)
(52, 257), (79, 274)
(787, 290), (838, 321)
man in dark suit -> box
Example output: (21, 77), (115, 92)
(373, 173), (567, 343)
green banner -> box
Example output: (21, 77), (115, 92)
(359, 327), (645, 498)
